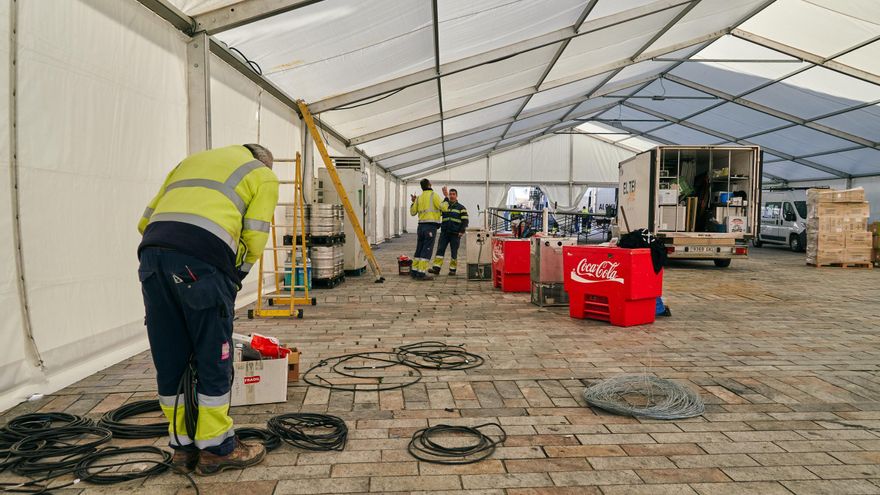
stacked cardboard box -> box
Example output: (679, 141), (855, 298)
(806, 188), (871, 266)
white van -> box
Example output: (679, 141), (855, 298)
(754, 188), (809, 252)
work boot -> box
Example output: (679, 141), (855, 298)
(429, 266), (441, 275)
(417, 274), (434, 281)
(448, 269), (456, 276)
(170, 448), (199, 474)
(195, 438), (266, 476)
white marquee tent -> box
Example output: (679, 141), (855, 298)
(1, 0), (879, 410)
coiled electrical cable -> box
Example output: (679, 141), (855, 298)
(408, 423), (506, 464)
(267, 413), (347, 451)
(73, 446), (171, 484)
(236, 427), (282, 452)
(303, 352), (422, 392)
(396, 341), (485, 370)
(1, 413), (93, 440)
(98, 400), (167, 439)
(583, 375), (705, 420)
(10, 425), (113, 477)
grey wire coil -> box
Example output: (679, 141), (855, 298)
(583, 375), (705, 420)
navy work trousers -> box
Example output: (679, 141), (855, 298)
(413, 223), (439, 277)
(138, 247), (237, 455)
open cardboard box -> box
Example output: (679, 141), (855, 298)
(230, 346), (300, 407)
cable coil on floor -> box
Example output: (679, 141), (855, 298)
(396, 341), (485, 370)
(267, 413), (347, 451)
(583, 375), (705, 420)
(236, 427), (282, 452)
(98, 399), (167, 439)
(408, 423), (506, 464)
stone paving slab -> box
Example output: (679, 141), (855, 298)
(2, 235), (879, 494)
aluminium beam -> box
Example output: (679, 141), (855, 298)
(732, 29), (880, 87)
(194, 0), (326, 34)
(187, 33), (212, 153)
(621, 101), (851, 178)
(347, 30), (726, 146)
(310, 0), (696, 113)
(665, 74), (880, 149)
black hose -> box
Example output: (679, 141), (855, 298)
(303, 352), (422, 392)
(408, 423), (506, 464)
(73, 446), (171, 484)
(267, 413), (347, 451)
(236, 427), (282, 452)
(396, 341), (485, 370)
(0, 413), (92, 441)
(98, 400), (167, 439)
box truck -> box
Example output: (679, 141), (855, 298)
(617, 146), (762, 267)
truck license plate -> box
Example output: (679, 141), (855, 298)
(688, 246), (715, 253)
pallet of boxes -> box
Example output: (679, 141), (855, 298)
(806, 188), (873, 269)
(872, 221), (880, 267)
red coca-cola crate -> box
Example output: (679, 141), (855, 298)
(492, 237), (530, 292)
(562, 246), (662, 327)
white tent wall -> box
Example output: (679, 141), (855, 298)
(375, 167), (386, 243)
(0, 0), (191, 411)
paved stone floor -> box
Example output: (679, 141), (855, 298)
(3, 234), (880, 494)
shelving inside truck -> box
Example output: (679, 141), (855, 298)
(657, 147), (756, 234)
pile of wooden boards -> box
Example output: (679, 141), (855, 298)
(806, 188), (872, 268)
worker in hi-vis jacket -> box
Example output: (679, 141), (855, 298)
(137, 144), (278, 476)
(409, 178), (449, 280)
(430, 188), (469, 275)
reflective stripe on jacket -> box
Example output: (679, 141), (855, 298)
(409, 189), (448, 224)
(441, 202), (469, 233)
(138, 145), (279, 273)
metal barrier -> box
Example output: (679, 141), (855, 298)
(486, 207), (614, 243)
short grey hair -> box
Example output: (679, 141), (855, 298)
(243, 143), (274, 168)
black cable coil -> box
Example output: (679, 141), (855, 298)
(1, 412), (93, 441)
(236, 427), (282, 452)
(74, 446), (172, 484)
(408, 423), (506, 464)
(303, 352), (422, 392)
(10, 425), (113, 477)
(396, 341), (485, 370)
(98, 400), (167, 439)
(267, 413), (347, 451)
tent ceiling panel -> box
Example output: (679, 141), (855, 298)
(618, 135), (665, 151)
(167, 0), (237, 16)
(443, 97), (526, 135)
(594, 105), (669, 133)
(438, 0), (588, 63)
(507, 106), (573, 135)
(440, 44), (560, 109)
(747, 125), (857, 157)
(626, 79), (721, 118)
(645, 0), (769, 53)
(358, 122), (442, 156)
(444, 126), (507, 151)
(395, 157), (445, 178)
(498, 129), (545, 148)
(805, 0), (880, 24)
(586, 0), (657, 22)
(571, 97), (624, 117)
(808, 148), (880, 177)
(380, 144), (444, 168)
(668, 36), (810, 95)
(321, 81), (437, 137)
(738, 0), (880, 58)
(527, 71), (614, 112)
(445, 143), (496, 164)
(687, 102), (789, 137)
(216, 0), (433, 102)
(835, 40), (880, 76)
(745, 67), (880, 119)
(815, 106), (880, 143)
(763, 159), (838, 181)
(545, 5), (688, 85)
(648, 123), (724, 145)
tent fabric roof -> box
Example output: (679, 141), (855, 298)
(167, 0), (880, 182)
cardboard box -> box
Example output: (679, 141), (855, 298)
(808, 187), (866, 204)
(287, 348), (301, 382)
(231, 357), (289, 406)
(725, 216), (747, 234)
(846, 231), (873, 248)
(845, 248), (873, 264)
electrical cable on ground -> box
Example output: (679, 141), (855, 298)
(583, 375), (705, 420)
(236, 427), (282, 452)
(267, 413), (347, 451)
(303, 351), (422, 392)
(396, 341), (484, 370)
(408, 423), (506, 464)
(98, 400), (167, 439)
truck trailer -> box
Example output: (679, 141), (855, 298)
(617, 146), (763, 267)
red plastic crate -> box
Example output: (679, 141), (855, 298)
(562, 246), (662, 327)
(492, 237), (530, 292)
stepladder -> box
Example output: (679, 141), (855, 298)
(297, 100), (385, 283)
(248, 152), (316, 319)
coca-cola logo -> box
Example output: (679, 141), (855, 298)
(492, 242), (503, 263)
(570, 258), (624, 284)
(243, 376), (261, 385)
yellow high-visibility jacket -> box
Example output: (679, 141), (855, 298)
(410, 189), (448, 224)
(138, 145), (279, 274)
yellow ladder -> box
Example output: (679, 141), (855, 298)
(297, 100), (385, 283)
(248, 152), (314, 319)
